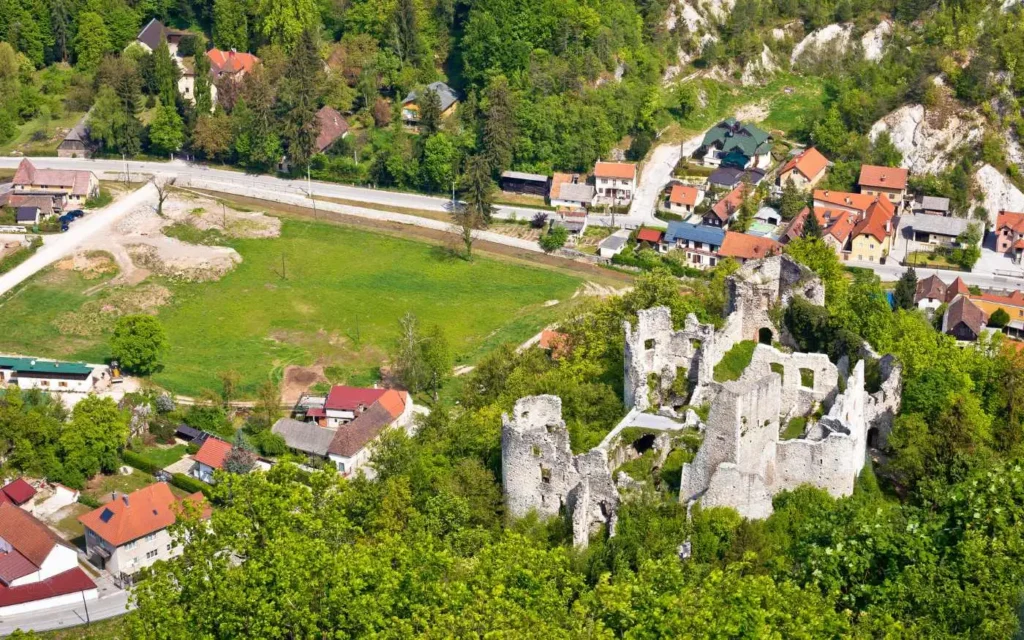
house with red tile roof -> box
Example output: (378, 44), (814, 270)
(192, 437), (232, 484)
(718, 232), (781, 264)
(273, 385), (413, 477)
(79, 483), (207, 582)
(811, 207), (857, 254)
(995, 211), (1024, 263)
(0, 502), (96, 615)
(849, 198), (896, 263)
(778, 147), (828, 191)
(593, 162), (636, 205)
(316, 106), (349, 153)
(810, 190), (895, 261)
(0, 479), (36, 507)
(915, 274), (969, 311)
(858, 165), (908, 212)
(636, 227), (664, 248)
(665, 184), (703, 216)
(206, 48), (259, 80)
(970, 289), (1024, 327)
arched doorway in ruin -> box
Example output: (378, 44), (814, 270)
(758, 327), (773, 345)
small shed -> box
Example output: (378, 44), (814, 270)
(15, 207), (40, 225)
(598, 229), (631, 258)
(500, 171), (549, 197)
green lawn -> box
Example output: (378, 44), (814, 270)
(135, 444), (188, 468)
(0, 218), (581, 397)
(0, 109), (86, 156)
(83, 469), (161, 502)
(713, 340), (757, 383)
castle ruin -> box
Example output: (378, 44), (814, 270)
(502, 255), (902, 545)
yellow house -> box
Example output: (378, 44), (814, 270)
(849, 198), (895, 263)
(971, 291), (1024, 321)
(401, 82), (459, 130)
(778, 147), (828, 191)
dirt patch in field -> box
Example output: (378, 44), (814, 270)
(166, 191), (281, 239)
(491, 224), (543, 241)
(127, 241), (240, 283)
(55, 252), (119, 279)
(53, 283), (173, 336)
(735, 101), (770, 123)
(281, 365), (327, 406)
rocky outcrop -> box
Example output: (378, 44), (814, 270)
(861, 20), (892, 62)
(975, 164), (1024, 225)
(741, 44), (779, 86)
(869, 102), (982, 175)
(791, 23), (853, 65)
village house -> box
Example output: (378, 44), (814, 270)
(718, 231), (781, 264)
(754, 206), (781, 226)
(191, 437), (231, 484)
(911, 195), (951, 216)
(0, 356), (107, 393)
(970, 289), (1024, 325)
(401, 82), (459, 130)
(0, 502), (97, 616)
(903, 214), (975, 250)
(635, 228), (664, 250)
(0, 479), (36, 509)
(849, 198), (896, 263)
(79, 484), (208, 584)
(665, 184), (703, 216)
(552, 211), (587, 237)
(206, 48), (259, 81)
(500, 171), (549, 197)
(278, 106), (349, 172)
(914, 274), (970, 311)
(549, 173), (595, 211)
(133, 19), (199, 103)
(942, 295), (988, 342)
(273, 386), (413, 477)
(858, 165), (908, 212)
(994, 211), (1024, 263)
(57, 115), (92, 159)
(593, 162), (637, 206)
(707, 167), (766, 189)
(660, 222), (725, 269)
(696, 119), (773, 170)
(11, 159), (99, 208)
(812, 190), (896, 261)
(778, 147), (828, 191)
(597, 229), (631, 258)
(704, 184), (747, 228)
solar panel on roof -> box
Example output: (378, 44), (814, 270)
(99, 508), (115, 523)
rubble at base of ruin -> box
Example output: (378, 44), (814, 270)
(500, 255), (902, 546)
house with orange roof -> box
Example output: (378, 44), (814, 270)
(858, 165), (908, 211)
(812, 207), (857, 255)
(79, 483), (207, 583)
(849, 198), (895, 263)
(812, 189), (879, 216)
(995, 211), (1024, 263)
(636, 227), (664, 249)
(718, 232), (781, 264)
(970, 289), (1024, 325)
(206, 48), (259, 81)
(192, 437), (232, 484)
(664, 184), (704, 216)
(593, 161), (636, 205)
(778, 147), (828, 191)
(272, 385), (414, 477)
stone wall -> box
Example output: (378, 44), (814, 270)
(741, 345), (838, 418)
(501, 395), (618, 547)
(726, 255), (826, 345)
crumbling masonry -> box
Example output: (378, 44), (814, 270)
(502, 255), (902, 544)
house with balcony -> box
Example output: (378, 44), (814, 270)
(593, 162), (636, 206)
(659, 222), (725, 269)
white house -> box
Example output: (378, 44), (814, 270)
(79, 483), (207, 583)
(192, 437), (231, 484)
(593, 162), (636, 206)
(665, 184), (703, 216)
(0, 356), (107, 394)
(0, 502), (97, 616)
(549, 173), (595, 211)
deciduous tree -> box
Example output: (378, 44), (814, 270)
(111, 315), (168, 376)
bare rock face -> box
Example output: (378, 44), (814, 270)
(861, 20), (892, 62)
(974, 164), (1024, 225)
(741, 44), (779, 87)
(869, 102), (982, 175)
(791, 23), (853, 65)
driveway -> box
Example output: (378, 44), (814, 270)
(628, 133), (707, 227)
(0, 183), (155, 297)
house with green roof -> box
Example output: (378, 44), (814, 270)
(696, 118), (773, 170)
(0, 356), (105, 394)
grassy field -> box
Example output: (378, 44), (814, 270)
(0, 110), (86, 156)
(0, 218), (582, 397)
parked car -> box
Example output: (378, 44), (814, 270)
(67, 209), (84, 219)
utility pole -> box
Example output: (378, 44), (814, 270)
(123, 154), (130, 184)
(307, 165), (312, 197)
(81, 588), (91, 625)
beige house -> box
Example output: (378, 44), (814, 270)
(12, 159), (99, 207)
(79, 483), (207, 583)
(778, 147), (828, 191)
(858, 165), (908, 212)
(593, 161), (636, 206)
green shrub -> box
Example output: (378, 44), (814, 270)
(78, 493), (102, 508)
(0, 237), (42, 276)
(171, 472), (210, 497)
(122, 450), (160, 475)
(990, 308), (1010, 328)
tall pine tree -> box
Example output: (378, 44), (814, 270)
(277, 28), (322, 169)
(483, 76), (516, 174)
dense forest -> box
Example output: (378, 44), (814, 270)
(2, 0), (1022, 201)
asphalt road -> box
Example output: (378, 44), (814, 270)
(0, 183), (155, 297)
(628, 133), (705, 226)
